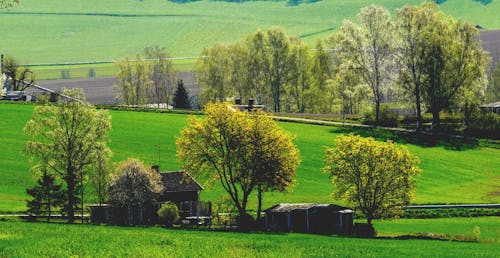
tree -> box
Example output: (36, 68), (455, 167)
(245, 30), (271, 105)
(197, 44), (232, 105)
(396, 3), (436, 130)
(288, 39), (312, 113)
(309, 40), (332, 113)
(486, 63), (500, 102)
(115, 54), (152, 105)
(145, 47), (177, 108)
(173, 80), (190, 109)
(0, 0), (18, 9)
(26, 166), (65, 222)
(3, 56), (35, 91)
(108, 158), (163, 225)
(331, 5), (396, 124)
(266, 27), (291, 112)
(24, 89), (112, 223)
(89, 149), (112, 206)
(176, 102), (299, 228)
(324, 135), (420, 225)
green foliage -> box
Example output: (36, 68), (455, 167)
(157, 201), (180, 227)
(324, 135), (421, 224)
(26, 169), (65, 221)
(108, 158), (163, 209)
(114, 54), (152, 105)
(23, 91), (112, 222)
(402, 208), (500, 219)
(362, 105), (398, 127)
(0, 0), (18, 9)
(176, 102), (300, 224)
(464, 111), (500, 139)
(173, 80), (191, 109)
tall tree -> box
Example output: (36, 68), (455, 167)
(246, 30), (270, 105)
(197, 44), (232, 106)
(115, 54), (152, 105)
(108, 159), (163, 225)
(331, 5), (395, 124)
(288, 39), (312, 113)
(24, 89), (112, 223)
(145, 47), (177, 108)
(266, 27), (291, 112)
(176, 103), (299, 228)
(3, 56), (35, 91)
(173, 80), (191, 109)
(324, 135), (420, 226)
(421, 13), (488, 129)
(26, 166), (65, 222)
(310, 41), (332, 113)
(89, 149), (112, 206)
(396, 3), (435, 130)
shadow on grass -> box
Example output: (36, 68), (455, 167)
(329, 127), (480, 151)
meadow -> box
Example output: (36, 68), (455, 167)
(0, 217), (498, 257)
(0, 102), (499, 213)
(0, 0), (499, 66)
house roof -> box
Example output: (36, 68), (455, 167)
(265, 203), (352, 213)
(480, 101), (500, 108)
(159, 171), (204, 193)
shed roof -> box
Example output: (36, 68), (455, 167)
(265, 203), (352, 213)
(160, 171), (204, 193)
(480, 101), (500, 108)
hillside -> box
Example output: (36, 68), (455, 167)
(1, 103), (499, 213)
(0, 0), (499, 64)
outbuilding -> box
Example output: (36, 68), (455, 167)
(264, 203), (353, 235)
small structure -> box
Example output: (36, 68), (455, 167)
(480, 101), (500, 114)
(264, 203), (353, 235)
(234, 98), (267, 112)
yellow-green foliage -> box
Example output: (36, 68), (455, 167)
(176, 102), (300, 216)
(157, 201), (179, 227)
(324, 135), (420, 224)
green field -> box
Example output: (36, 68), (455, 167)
(1, 0), (499, 66)
(0, 217), (498, 257)
(1, 103), (499, 213)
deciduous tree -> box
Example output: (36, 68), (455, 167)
(3, 56), (35, 91)
(0, 0), (18, 9)
(115, 54), (152, 105)
(176, 103), (299, 228)
(331, 5), (396, 124)
(24, 89), (112, 223)
(324, 135), (420, 225)
(145, 47), (177, 108)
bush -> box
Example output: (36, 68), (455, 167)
(158, 202), (179, 227)
(465, 111), (500, 139)
(353, 223), (376, 238)
(362, 105), (398, 127)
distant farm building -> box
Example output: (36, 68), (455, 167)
(264, 203), (353, 235)
(234, 98), (267, 112)
(480, 101), (500, 114)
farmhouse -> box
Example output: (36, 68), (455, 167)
(90, 168), (210, 224)
(264, 203), (353, 235)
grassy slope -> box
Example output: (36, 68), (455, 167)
(0, 217), (498, 257)
(0, 103), (499, 213)
(0, 0), (499, 65)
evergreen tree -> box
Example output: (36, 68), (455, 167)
(173, 80), (191, 109)
(26, 168), (65, 222)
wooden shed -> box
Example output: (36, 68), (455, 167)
(264, 203), (353, 235)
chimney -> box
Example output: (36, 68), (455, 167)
(235, 98), (242, 105)
(248, 98), (254, 107)
(151, 165), (159, 173)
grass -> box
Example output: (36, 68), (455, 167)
(0, 217), (498, 257)
(0, 0), (499, 66)
(0, 102), (499, 213)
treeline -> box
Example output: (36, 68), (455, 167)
(196, 2), (492, 130)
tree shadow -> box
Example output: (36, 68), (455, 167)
(329, 127), (480, 151)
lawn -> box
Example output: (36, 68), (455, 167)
(0, 0), (499, 66)
(0, 217), (498, 257)
(0, 102), (499, 213)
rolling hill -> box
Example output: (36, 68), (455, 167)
(0, 0), (499, 64)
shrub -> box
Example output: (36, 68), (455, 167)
(158, 202), (179, 227)
(362, 105), (398, 127)
(473, 226), (481, 241)
(465, 111), (500, 139)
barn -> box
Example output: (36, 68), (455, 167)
(264, 203), (353, 235)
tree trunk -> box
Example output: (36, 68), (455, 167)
(431, 109), (441, 131)
(375, 101), (380, 126)
(415, 87), (422, 131)
(67, 173), (75, 223)
(256, 186), (263, 221)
